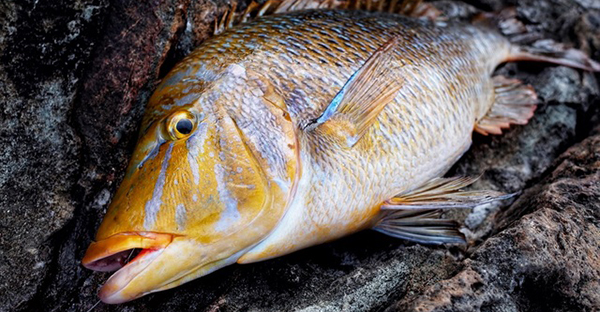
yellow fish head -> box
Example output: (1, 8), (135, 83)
(82, 62), (296, 303)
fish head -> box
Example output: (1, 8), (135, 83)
(82, 59), (297, 303)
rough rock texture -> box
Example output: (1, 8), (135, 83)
(0, 0), (598, 311)
(402, 128), (600, 312)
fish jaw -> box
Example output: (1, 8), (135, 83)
(82, 233), (237, 304)
(82, 232), (174, 272)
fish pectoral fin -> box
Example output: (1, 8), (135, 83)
(382, 176), (516, 210)
(303, 36), (404, 147)
(475, 76), (539, 136)
(373, 209), (466, 245)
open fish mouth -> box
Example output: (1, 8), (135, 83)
(82, 232), (175, 303)
(82, 231), (243, 304)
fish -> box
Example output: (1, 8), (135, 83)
(81, 0), (600, 304)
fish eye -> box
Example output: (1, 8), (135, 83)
(165, 110), (198, 140)
(176, 119), (193, 135)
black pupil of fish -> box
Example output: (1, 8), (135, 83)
(176, 118), (193, 135)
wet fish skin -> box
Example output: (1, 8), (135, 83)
(217, 10), (511, 261)
(82, 8), (560, 303)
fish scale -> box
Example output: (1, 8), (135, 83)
(201, 10), (504, 259)
(82, 4), (600, 303)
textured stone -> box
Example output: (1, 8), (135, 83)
(402, 128), (600, 312)
(0, 0), (105, 310)
(1, 0), (599, 311)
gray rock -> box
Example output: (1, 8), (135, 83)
(0, 0), (104, 310)
(401, 127), (600, 312)
(0, 0), (598, 312)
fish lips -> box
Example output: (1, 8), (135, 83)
(82, 232), (179, 304)
(82, 232), (240, 304)
(82, 232), (174, 272)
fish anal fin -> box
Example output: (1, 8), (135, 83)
(374, 209), (466, 245)
(305, 36), (404, 147)
(382, 176), (516, 210)
(475, 76), (538, 136)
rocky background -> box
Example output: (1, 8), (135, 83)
(1, 0), (599, 311)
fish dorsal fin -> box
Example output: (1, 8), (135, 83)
(303, 37), (404, 147)
(214, 0), (442, 35)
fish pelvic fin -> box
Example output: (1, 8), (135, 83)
(302, 36), (404, 148)
(381, 176), (516, 210)
(374, 209), (466, 245)
(214, 0), (442, 35)
(475, 76), (538, 136)
(373, 176), (516, 245)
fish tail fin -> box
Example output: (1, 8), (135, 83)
(508, 42), (600, 72)
(472, 7), (598, 135)
(472, 7), (600, 72)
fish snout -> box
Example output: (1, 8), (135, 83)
(82, 233), (233, 304)
(82, 232), (175, 303)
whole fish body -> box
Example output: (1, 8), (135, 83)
(82, 5), (599, 304)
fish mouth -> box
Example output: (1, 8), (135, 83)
(83, 231), (245, 304)
(82, 232), (175, 304)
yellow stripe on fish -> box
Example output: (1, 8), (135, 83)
(82, 0), (600, 304)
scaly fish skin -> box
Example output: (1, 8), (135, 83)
(84, 9), (528, 303)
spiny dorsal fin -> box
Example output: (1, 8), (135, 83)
(214, 0), (442, 35)
(382, 176), (516, 210)
(374, 209), (466, 245)
(275, 0), (345, 13)
(474, 76), (538, 136)
(303, 36), (404, 147)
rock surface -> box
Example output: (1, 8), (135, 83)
(0, 0), (598, 311)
